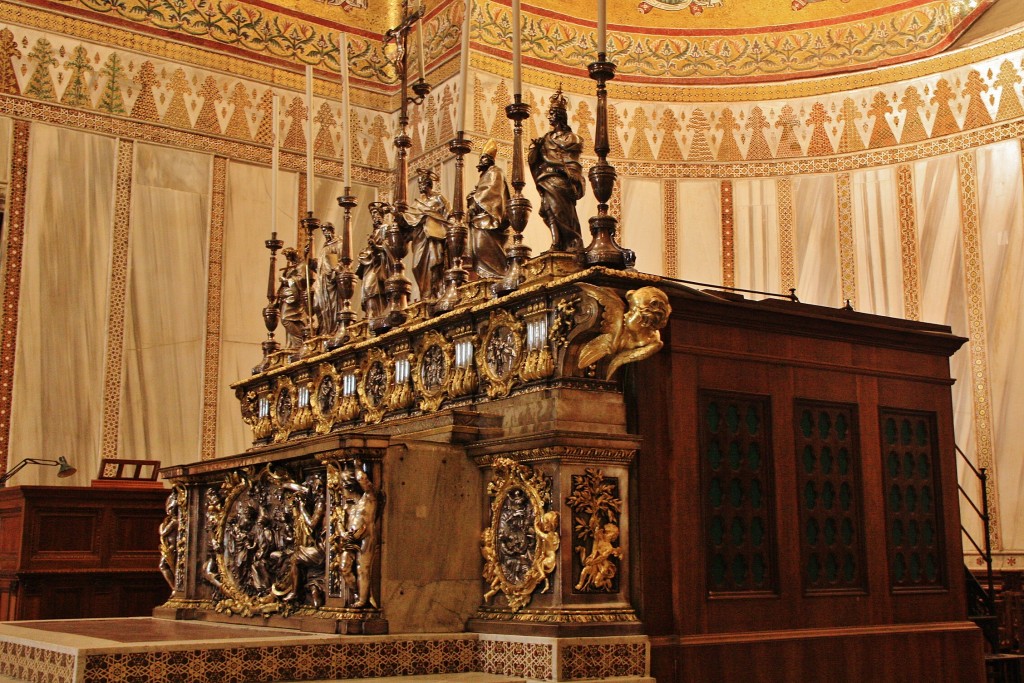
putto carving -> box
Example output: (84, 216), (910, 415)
(566, 468), (623, 593)
(481, 458), (559, 611)
(324, 457), (382, 609)
(576, 284), (671, 379)
(159, 485), (186, 591)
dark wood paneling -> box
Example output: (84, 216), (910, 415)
(0, 486), (169, 620)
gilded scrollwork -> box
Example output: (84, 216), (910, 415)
(292, 379), (315, 433)
(566, 469), (623, 593)
(358, 348), (393, 424)
(481, 458), (559, 612)
(199, 465), (327, 617)
(272, 377), (297, 443)
(476, 309), (526, 399)
(323, 457), (382, 609)
(575, 284), (671, 379)
(411, 331), (454, 412)
(312, 363), (341, 434)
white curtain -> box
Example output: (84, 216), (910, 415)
(976, 141), (1024, 550)
(734, 179), (780, 297)
(217, 161), (299, 458)
(852, 167), (903, 317)
(119, 143), (211, 467)
(9, 125), (117, 486)
(621, 177), (664, 276)
(792, 175), (841, 307)
(676, 180), (722, 286)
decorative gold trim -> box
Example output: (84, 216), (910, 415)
(957, 150), (1001, 547)
(896, 164), (921, 321)
(473, 605), (640, 624)
(777, 178), (796, 294)
(475, 446), (639, 467)
(0, 120), (29, 472)
(99, 139), (134, 459)
(411, 330), (455, 413)
(476, 309), (525, 399)
(836, 172), (857, 308)
(201, 156), (226, 460)
(566, 468), (623, 594)
(481, 458), (559, 612)
(720, 180), (734, 288)
(663, 179), (678, 278)
(357, 347), (392, 424)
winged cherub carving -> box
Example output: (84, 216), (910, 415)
(576, 284), (672, 379)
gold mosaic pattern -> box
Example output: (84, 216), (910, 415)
(836, 172), (856, 308)
(0, 120), (28, 473)
(99, 139), (134, 459)
(0, 641), (75, 683)
(478, 639), (554, 681)
(897, 164), (922, 321)
(200, 156), (227, 461)
(561, 641), (646, 680)
(474, 0), (986, 84)
(957, 150), (1001, 548)
(776, 177), (795, 294)
(720, 180), (734, 288)
(663, 179), (677, 278)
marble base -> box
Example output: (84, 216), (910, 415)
(0, 619), (651, 683)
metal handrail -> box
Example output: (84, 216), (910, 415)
(957, 444), (994, 607)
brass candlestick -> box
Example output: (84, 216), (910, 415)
(331, 189), (358, 348)
(256, 231), (285, 373)
(583, 53), (633, 269)
(494, 95), (532, 295)
(300, 211), (321, 354)
(434, 131), (472, 313)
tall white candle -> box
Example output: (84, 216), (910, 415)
(456, 0), (471, 132)
(305, 64), (314, 213)
(271, 93), (279, 232)
(340, 34), (352, 188)
(597, 0), (606, 55)
(417, 7), (426, 82)
(512, 0), (521, 96)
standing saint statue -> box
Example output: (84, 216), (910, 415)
(275, 247), (313, 348)
(403, 168), (450, 300)
(528, 87), (586, 252)
(466, 139), (511, 279)
(357, 202), (394, 320)
(314, 222), (343, 336)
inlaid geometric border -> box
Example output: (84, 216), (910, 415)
(957, 149), (1001, 548)
(200, 156), (227, 461)
(0, 120), (28, 473)
(663, 179), (677, 279)
(836, 172), (856, 308)
(777, 177), (795, 294)
(720, 180), (734, 288)
(477, 638), (554, 681)
(0, 640), (77, 683)
(99, 139), (134, 459)
(560, 641), (646, 680)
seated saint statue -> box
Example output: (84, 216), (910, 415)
(403, 168), (450, 300)
(528, 87), (586, 252)
(466, 139), (511, 279)
(356, 202), (394, 320)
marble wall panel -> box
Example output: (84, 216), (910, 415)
(851, 167), (904, 317)
(119, 143), (211, 466)
(9, 124), (116, 486)
(976, 141), (1024, 550)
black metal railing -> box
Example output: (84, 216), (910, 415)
(958, 444), (998, 652)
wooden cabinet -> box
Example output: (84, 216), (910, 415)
(0, 486), (169, 620)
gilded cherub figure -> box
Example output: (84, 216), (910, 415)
(576, 284), (672, 379)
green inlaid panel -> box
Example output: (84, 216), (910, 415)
(701, 392), (776, 594)
(880, 409), (945, 589)
(794, 400), (866, 593)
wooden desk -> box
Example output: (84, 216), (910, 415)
(0, 485), (170, 620)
